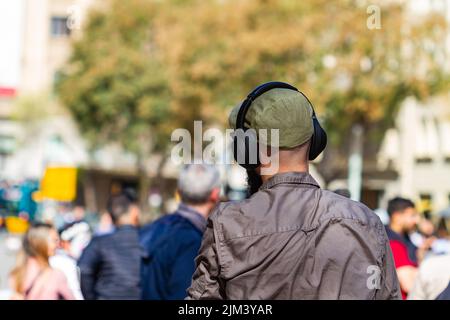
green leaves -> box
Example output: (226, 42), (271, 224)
(57, 0), (449, 167)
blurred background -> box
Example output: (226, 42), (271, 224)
(0, 0), (450, 296)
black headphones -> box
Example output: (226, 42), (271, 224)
(233, 81), (327, 169)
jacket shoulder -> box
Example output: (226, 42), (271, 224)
(140, 214), (201, 247)
(88, 232), (113, 246)
(145, 213), (198, 232)
(317, 190), (382, 227)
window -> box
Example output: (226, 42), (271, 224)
(0, 135), (16, 155)
(418, 194), (433, 213)
(51, 17), (71, 37)
(415, 157), (433, 164)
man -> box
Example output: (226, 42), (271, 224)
(187, 81), (401, 300)
(408, 254), (450, 300)
(385, 197), (424, 299)
(140, 164), (220, 300)
(78, 190), (143, 300)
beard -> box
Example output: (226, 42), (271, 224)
(246, 169), (263, 197)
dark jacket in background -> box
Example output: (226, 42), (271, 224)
(436, 281), (450, 300)
(140, 204), (206, 300)
(187, 172), (401, 300)
(78, 225), (143, 300)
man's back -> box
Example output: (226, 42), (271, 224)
(78, 225), (143, 300)
(140, 210), (204, 300)
(188, 172), (401, 299)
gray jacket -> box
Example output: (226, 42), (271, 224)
(187, 172), (401, 300)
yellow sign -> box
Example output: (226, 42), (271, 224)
(40, 167), (77, 202)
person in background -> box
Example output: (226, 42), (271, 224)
(410, 213), (436, 258)
(408, 253), (450, 300)
(50, 220), (92, 300)
(140, 164), (221, 300)
(436, 281), (450, 300)
(385, 197), (433, 299)
(9, 223), (75, 300)
(94, 211), (115, 236)
(78, 190), (143, 300)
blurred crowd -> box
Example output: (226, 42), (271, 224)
(1, 162), (449, 300)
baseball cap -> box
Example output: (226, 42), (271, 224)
(229, 88), (314, 148)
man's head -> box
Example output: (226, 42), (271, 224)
(177, 164), (221, 216)
(107, 189), (141, 226)
(229, 87), (316, 150)
(58, 220), (92, 259)
(229, 82), (326, 192)
(387, 197), (419, 233)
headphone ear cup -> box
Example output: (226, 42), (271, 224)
(233, 129), (259, 169)
(308, 118), (327, 161)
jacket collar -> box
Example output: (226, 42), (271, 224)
(177, 203), (207, 233)
(260, 171), (320, 191)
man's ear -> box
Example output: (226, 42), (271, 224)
(209, 188), (220, 202)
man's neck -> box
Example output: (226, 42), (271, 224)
(389, 222), (404, 235)
(116, 219), (136, 227)
(261, 164), (309, 183)
(184, 203), (211, 220)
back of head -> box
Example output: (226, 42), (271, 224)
(178, 164), (220, 205)
(228, 88), (315, 149)
(59, 220), (92, 259)
(11, 222), (54, 293)
(22, 222), (54, 263)
(228, 82), (326, 178)
(387, 197), (415, 217)
(107, 189), (138, 224)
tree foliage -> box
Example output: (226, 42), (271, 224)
(58, 0), (450, 184)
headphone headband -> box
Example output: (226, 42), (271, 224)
(236, 81), (316, 131)
(233, 81), (327, 167)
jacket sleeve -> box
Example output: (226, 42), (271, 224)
(314, 218), (401, 300)
(77, 238), (100, 300)
(186, 214), (224, 300)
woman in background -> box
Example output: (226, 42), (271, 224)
(9, 223), (75, 300)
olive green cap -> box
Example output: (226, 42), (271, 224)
(229, 88), (314, 148)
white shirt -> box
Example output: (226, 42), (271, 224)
(408, 254), (450, 300)
(50, 251), (84, 300)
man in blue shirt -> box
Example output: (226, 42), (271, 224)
(140, 164), (221, 300)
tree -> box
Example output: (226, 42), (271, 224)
(57, 0), (171, 212)
(58, 0), (449, 206)
(154, 0), (450, 185)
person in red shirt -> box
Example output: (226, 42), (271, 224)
(385, 197), (419, 299)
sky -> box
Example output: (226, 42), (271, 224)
(0, 0), (448, 89)
(0, 0), (24, 88)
